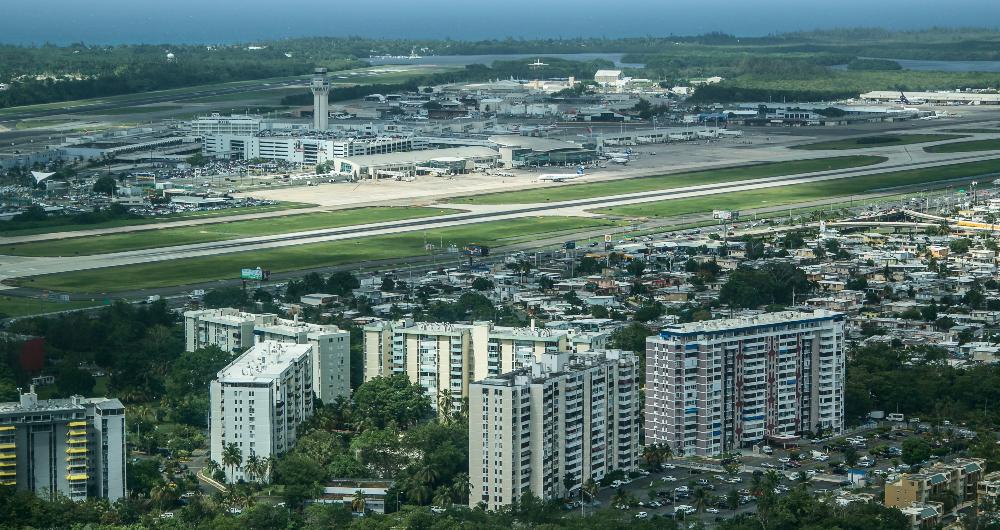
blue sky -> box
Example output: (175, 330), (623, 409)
(3, 0), (1000, 44)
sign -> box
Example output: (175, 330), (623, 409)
(564, 241), (576, 250)
(604, 234), (612, 243)
(713, 210), (739, 220)
(240, 267), (269, 281)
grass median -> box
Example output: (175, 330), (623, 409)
(596, 157), (1000, 218)
(13, 216), (617, 293)
(2, 206), (462, 257)
(791, 134), (966, 151)
(450, 156), (886, 205)
(924, 138), (1000, 154)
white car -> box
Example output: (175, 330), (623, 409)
(706, 508), (720, 514)
(662, 463), (676, 469)
(661, 475), (677, 482)
(636, 512), (649, 519)
(778, 457), (791, 464)
(160, 513), (174, 519)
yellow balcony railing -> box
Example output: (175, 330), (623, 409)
(67, 421), (86, 427)
(0, 462), (14, 468)
(0, 471), (14, 478)
(0, 454), (15, 460)
(67, 438), (87, 445)
(0, 426), (13, 431)
(66, 448), (87, 455)
(68, 430), (87, 437)
(0, 480), (14, 486)
(0, 444), (13, 450)
(66, 473), (88, 481)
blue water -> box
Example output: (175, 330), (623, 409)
(2, 0), (1000, 45)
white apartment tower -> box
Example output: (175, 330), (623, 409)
(184, 308), (350, 403)
(0, 389), (126, 501)
(310, 67), (330, 131)
(469, 350), (640, 511)
(645, 310), (845, 457)
(364, 320), (592, 412)
(210, 341), (313, 483)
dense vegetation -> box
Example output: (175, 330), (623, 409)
(8, 28), (1000, 108)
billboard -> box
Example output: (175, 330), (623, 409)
(564, 240), (576, 250)
(713, 210), (740, 220)
(240, 267), (269, 281)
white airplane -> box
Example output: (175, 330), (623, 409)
(610, 157), (629, 165)
(538, 166), (585, 182)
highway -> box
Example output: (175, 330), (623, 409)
(3, 150), (1000, 285)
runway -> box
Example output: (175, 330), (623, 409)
(3, 149), (1000, 284)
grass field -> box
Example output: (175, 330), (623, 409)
(0, 202), (312, 238)
(597, 158), (1000, 218)
(924, 139), (1000, 154)
(2, 206), (461, 257)
(450, 156), (886, 205)
(80, 105), (182, 116)
(941, 129), (1000, 134)
(14, 119), (72, 130)
(0, 295), (100, 318)
(14, 216), (617, 293)
(792, 134), (967, 151)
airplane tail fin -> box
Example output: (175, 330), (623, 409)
(576, 166), (585, 175)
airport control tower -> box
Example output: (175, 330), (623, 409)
(310, 67), (330, 130)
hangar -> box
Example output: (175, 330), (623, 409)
(488, 135), (597, 168)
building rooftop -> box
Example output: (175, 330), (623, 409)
(660, 309), (842, 335)
(217, 341), (311, 384)
(339, 146), (497, 165)
(0, 390), (123, 415)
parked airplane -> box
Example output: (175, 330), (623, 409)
(538, 166), (585, 182)
(899, 91), (926, 105)
(610, 157), (629, 165)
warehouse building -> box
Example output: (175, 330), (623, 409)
(861, 90), (1000, 105)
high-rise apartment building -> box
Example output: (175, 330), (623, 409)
(645, 310), (845, 456)
(0, 389), (125, 501)
(468, 350), (640, 511)
(364, 320), (594, 411)
(185, 308), (350, 403)
(210, 341), (313, 483)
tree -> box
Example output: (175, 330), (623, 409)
(221, 443), (242, 482)
(949, 238), (972, 254)
(92, 175), (117, 196)
(165, 345), (234, 396)
(244, 453), (264, 484)
(351, 489), (367, 513)
(609, 322), (652, 353)
(274, 453), (325, 508)
(626, 260), (646, 277)
(471, 277), (494, 291)
(902, 437), (932, 466)
(56, 364), (96, 396)
(352, 375), (432, 430)
(692, 487), (708, 513)
(843, 446), (860, 467)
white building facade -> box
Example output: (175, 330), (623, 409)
(645, 310), (845, 456)
(184, 308), (350, 403)
(0, 389), (125, 501)
(210, 341), (313, 483)
(469, 350), (640, 511)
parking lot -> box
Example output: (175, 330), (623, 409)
(587, 420), (981, 524)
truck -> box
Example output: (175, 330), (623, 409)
(887, 413), (905, 422)
(145, 295), (161, 304)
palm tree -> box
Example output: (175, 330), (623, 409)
(243, 453), (262, 484)
(438, 390), (454, 423)
(432, 486), (453, 508)
(451, 472), (470, 505)
(351, 489), (367, 514)
(582, 479), (599, 506)
(692, 487), (708, 513)
(413, 464), (439, 489)
(642, 444), (663, 468)
(221, 443), (242, 482)
(408, 482), (432, 505)
(610, 488), (629, 508)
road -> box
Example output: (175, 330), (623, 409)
(3, 149), (1000, 286)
